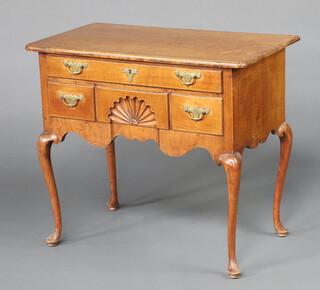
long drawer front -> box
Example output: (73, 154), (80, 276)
(46, 56), (222, 93)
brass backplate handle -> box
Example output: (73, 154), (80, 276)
(59, 92), (83, 107)
(122, 68), (139, 82)
(183, 105), (210, 121)
(63, 60), (88, 75)
(174, 70), (202, 86)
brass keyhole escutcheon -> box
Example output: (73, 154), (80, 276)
(122, 68), (139, 82)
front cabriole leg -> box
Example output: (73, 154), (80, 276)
(37, 132), (62, 247)
(217, 152), (242, 279)
(273, 122), (292, 237)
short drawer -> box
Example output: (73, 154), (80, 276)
(48, 82), (95, 121)
(171, 94), (223, 135)
(46, 56), (222, 93)
(96, 87), (169, 129)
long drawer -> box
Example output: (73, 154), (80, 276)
(46, 56), (222, 93)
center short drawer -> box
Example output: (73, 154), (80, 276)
(46, 56), (222, 93)
(96, 87), (169, 129)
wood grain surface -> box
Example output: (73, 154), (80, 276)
(48, 81), (95, 121)
(26, 23), (300, 68)
(171, 94), (223, 135)
(232, 50), (286, 151)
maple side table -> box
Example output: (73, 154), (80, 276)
(26, 23), (300, 278)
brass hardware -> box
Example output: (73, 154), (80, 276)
(122, 68), (138, 82)
(183, 105), (210, 121)
(174, 70), (202, 86)
(59, 92), (83, 107)
(63, 60), (88, 75)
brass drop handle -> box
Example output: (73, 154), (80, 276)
(174, 70), (202, 86)
(63, 60), (88, 75)
(59, 92), (83, 107)
(183, 105), (210, 121)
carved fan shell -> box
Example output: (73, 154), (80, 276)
(108, 96), (157, 127)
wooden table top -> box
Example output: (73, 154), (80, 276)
(26, 23), (300, 68)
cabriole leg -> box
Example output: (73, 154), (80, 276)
(217, 152), (242, 279)
(106, 140), (119, 211)
(273, 122), (292, 237)
(37, 132), (61, 247)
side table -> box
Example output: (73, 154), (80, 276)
(26, 23), (300, 278)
